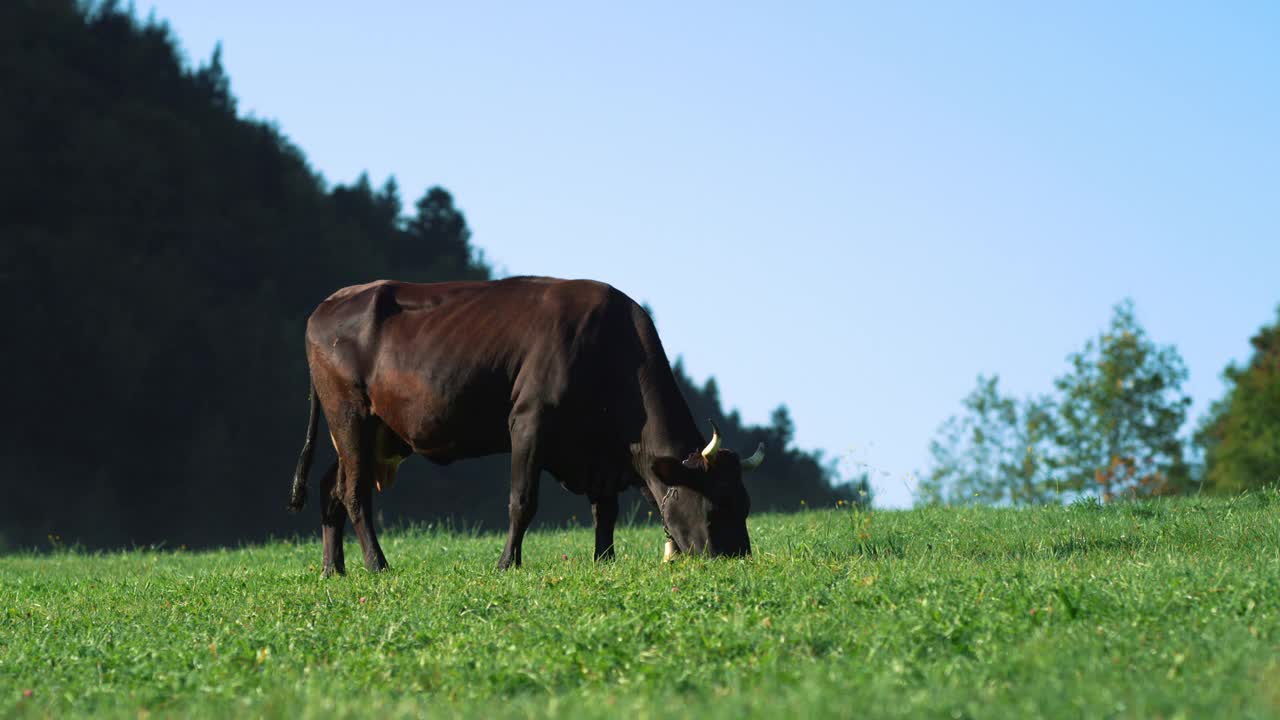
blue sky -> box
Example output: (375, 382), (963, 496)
(147, 1), (1279, 507)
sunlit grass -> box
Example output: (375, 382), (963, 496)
(3, 492), (1279, 718)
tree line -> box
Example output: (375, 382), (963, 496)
(921, 299), (1280, 504)
(0, 1), (863, 551)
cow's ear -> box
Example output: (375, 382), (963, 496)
(654, 455), (703, 484)
(681, 451), (709, 471)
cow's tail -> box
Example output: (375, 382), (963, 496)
(289, 382), (320, 512)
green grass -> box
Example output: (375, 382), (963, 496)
(3, 493), (1279, 719)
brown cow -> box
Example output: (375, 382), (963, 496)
(290, 277), (762, 574)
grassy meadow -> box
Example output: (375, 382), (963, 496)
(2, 493), (1279, 718)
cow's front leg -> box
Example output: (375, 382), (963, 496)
(319, 461), (347, 576)
(590, 494), (619, 561)
(498, 420), (541, 570)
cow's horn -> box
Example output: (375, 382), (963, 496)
(700, 419), (722, 462)
(741, 442), (765, 471)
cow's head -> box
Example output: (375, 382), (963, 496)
(652, 420), (763, 559)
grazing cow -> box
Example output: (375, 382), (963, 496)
(289, 277), (763, 574)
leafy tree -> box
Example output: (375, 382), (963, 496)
(1196, 308), (1280, 493)
(919, 376), (1057, 505)
(1053, 300), (1192, 500)
(922, 301), (1192, 505)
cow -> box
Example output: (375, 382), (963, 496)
(289, 276), (763, 574)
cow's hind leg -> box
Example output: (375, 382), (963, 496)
(348, 472), (388, 572)
(498, 415), (542, 570)
(591, 494), (619, 562)
(319, 461), (346, 576)
(333, 420), (389, 573)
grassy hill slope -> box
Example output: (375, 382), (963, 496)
(3, 496), (1279, 718)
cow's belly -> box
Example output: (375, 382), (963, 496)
(367, 366), (513, 462)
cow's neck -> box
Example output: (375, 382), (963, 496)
(636, 367), (703, 465)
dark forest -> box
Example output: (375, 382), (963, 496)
(0, 2), (866, 551)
